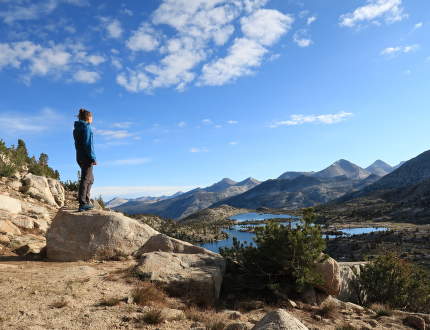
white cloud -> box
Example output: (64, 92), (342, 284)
(307, 16), (317, 25)
(293, 30), (312, 47)
(73, 70), (100, 83)
(339, 0), (406, 28)
(0, 107), (62, 133)
(86, 55), (105, 66)
(0, 41), (105, 83)
(199, 38), (267, 86)
(178, 121), (187, 128)
(190, 147), (208, 153)
(127, 23), (160, 52)
(117, 0), (290, 92)
(94, 129), (135, 139)
(104, 158), (151, 166)
(229, 141), (238, 145)
(112, 122), (132, 129)
(227, 120), (238, 124)
(381, 44), (419, 55)
(414, 22), (423, 30)
(241, 9), (294, 46)
(105, 19), (123, 39)
(199, 9), (292, 86)
(270, 111), (353, 128)
(0, 0), (87, 24)
(202, 119), (213, 125)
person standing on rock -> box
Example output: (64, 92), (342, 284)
(73, 109), (97, 212)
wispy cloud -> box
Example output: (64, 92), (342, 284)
(73, 70), (100, 83)
(102, 18), (123, 39)
(414, 22), (423, 30)
(307, 16), (317, 25)
(229, 141), (239, 145)
(177, 121), (187, 128)
(202, 119), (213, 125)
(0, 0), (88, 24)
(104, 158), (151, 166)
(227, 120), (239, 124)
(339, 0), (407, 28)
(94, 128), (136, 139)
(0, 107), (62, 133)
(112, 122), (133, 129)
(190, 147), (208, 153)
(381, 44), (419, 55)
(270, 111), (353, 128)
(293, 30), (312, 47)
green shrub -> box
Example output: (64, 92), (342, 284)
(357, 254), (430, 313)
(0, 139), (59, 179)
(0, 162), (17, 177)
(62, 180), (80, 192)
(220, 208), (326, 297)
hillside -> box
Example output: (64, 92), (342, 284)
(318, 149), (430, 224)
(114, 178), (260, 219)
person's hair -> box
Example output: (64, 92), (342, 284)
(78, 108), (92, 122)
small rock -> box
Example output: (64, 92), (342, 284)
(224, 310), (242, 320)
(403, 315), (426, 330)
(252, 309), (309, 330)
(0, 234), (10, 245)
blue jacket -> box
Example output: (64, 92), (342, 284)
(73, 120), (96, 163)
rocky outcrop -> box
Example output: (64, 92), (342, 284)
(47, 178), (65, 207)
(252, 309), (308, 330)
(314, 255), (341, 296)
(46, 209), (159, 261)
(0, 195), (22, 214)
(137, 233), (215, 256)
(46, 209), (226, 301)
(21, 173), (57, 206)
(338, 262), (366, 303)
(135, 251), (225, 304)
(0, 219), (21, 236)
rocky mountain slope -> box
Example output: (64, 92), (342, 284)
(114, 178), (260, 220)
(314, 159), (371, 180)
(365, 160), (393, 176)
(318, 149), (430, 224)
(212, 174), (381, 210)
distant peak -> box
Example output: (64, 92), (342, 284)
(219, 178), (236, 184)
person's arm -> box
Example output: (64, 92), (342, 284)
(83, 125), (97, 163)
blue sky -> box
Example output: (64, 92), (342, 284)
(0, 0), (429, 200)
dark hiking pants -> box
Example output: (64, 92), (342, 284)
(78, 161), (94, 206)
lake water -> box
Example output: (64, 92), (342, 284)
(200, 212), (388, 253)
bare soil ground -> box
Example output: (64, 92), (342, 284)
(0, 258), (424, 330)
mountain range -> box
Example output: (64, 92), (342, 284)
(114, 177), (260, 219)
(105, 191), (183, 209)
(110, 158), (401, 219)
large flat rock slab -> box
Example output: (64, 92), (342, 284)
(46, 209), (159, 261)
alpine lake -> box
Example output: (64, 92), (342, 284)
(200, 212), (388, 253)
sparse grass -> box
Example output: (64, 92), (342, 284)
(316, 301), (338, 318)
(205, 320), (226, 330)
(98, 297), (123, 307)
(139, 309), (165, 325)
(132, 282), (167, 307)
(49, 298), (68, 309)
(370, 303), (393, 317)
(335, 323), (357, 330)
(184, 306), (209, 322)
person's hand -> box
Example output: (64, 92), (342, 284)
(92, 161), (97, 166)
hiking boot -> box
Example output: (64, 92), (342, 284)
(78, 204), (94, 212)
